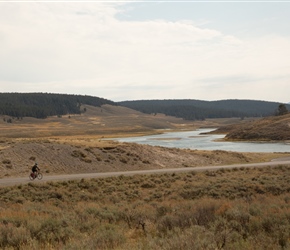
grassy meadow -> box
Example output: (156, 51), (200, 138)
(1, 165), (290, 249)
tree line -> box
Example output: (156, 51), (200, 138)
(1, 93), (288, 120)
(119, 99), (290, 120)
(0, 93), (115, 119)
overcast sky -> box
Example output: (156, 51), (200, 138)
(1, 1), (290, 103)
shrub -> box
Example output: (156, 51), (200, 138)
(144, 226), (215, 250)
(35, 218), (73, 244)
(71, 150), (86, 158)
(88, 225), (126, 249)
(119, 157), (128, 164)
(81, 158), (92, 163)
(2, 159), (11, 164)
(0, 223), (31, 249)
(141, 182), (156, 189)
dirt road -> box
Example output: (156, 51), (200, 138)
(1, 159), (290, 187)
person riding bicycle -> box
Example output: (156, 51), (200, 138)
(31, 163), (40, 177)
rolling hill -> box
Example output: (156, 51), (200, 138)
(0, 92), (115, 118)
(119, 99), (290, 120)
(1, 93), (289, 122)
(213, 113), (290, 141)
(0, 104), (196, 138)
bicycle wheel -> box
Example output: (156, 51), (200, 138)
(29, 173), (35, 181)
(37, 173), (43, 180)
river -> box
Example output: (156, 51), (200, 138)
(113, 128), (290, 153)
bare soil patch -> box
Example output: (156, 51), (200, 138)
(1, 137), (289, 178)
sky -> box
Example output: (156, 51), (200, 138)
(0, 1), (290, 103)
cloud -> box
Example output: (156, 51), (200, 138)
(0, 2), (290, 103)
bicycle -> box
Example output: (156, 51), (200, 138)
(29, 171), (43, 180)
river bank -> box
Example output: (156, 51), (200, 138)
(112, 129), (290, 153)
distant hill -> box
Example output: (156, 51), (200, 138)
(2, 93), (289, 121)
(214, 113), (290, 141)
(0, 93), (116, 118)
(119, 99), (290, 120)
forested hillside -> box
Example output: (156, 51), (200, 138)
(119, 99), (290, 120)
(1, 93), (289, 120)
(0, 93), (115, 118)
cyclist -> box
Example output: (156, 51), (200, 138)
(31, 163), (40, 178)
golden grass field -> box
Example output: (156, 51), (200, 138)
(0, 104), (258, 139)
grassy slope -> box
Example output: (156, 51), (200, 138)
(0, 104), (262, 139)
(213, 113), (290, 141)
(0, 104), (194, 138)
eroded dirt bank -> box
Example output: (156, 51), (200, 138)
(1, 138), (289, 178)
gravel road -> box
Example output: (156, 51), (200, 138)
(1, 159), (290, 187)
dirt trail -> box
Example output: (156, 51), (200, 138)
(1, 159), (290, 187)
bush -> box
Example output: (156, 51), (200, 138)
(2, 159), (11, 164)
(0, 223), (31, 249)
(88, 225), (126, 249)
(35, 218), (73, 244)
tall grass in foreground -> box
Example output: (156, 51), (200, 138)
(0, 165), (290, 249)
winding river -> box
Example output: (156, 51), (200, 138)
(113, 128), (290, 153)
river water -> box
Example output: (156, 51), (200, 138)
(113, 128), (290, 153)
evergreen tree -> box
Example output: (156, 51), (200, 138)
(277, 104), (288, 116)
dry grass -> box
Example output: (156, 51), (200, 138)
(0, 165), (290, 249)
(0, 104), (256, 140)
(0, 104), (197, 139)
(216, 113), (290, 141)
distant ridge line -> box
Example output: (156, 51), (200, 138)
(118, 99), (290, 120)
